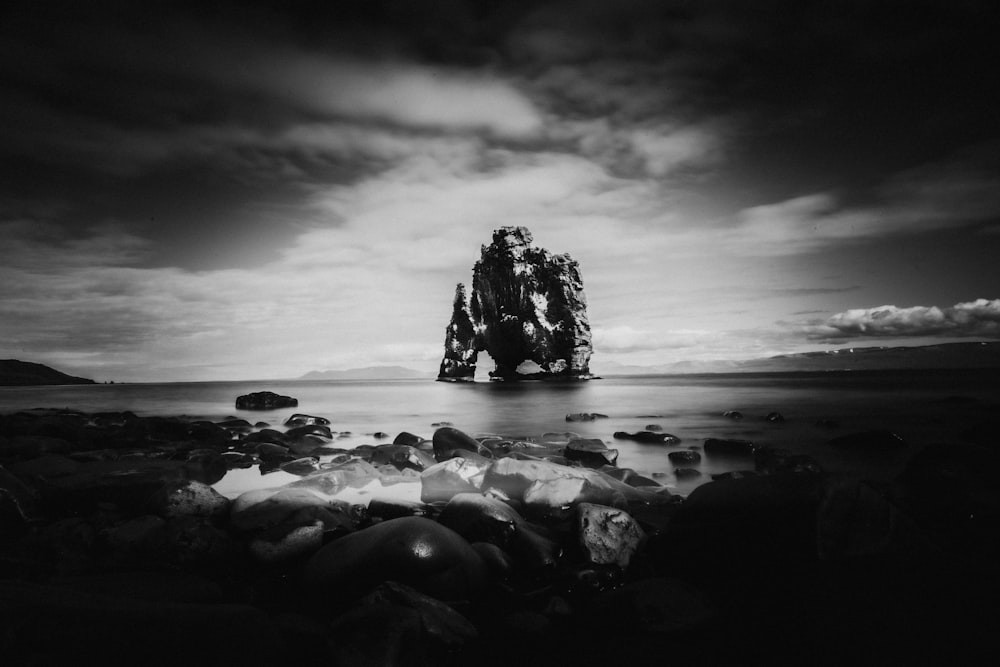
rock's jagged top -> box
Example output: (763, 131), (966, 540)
(438, 226), (593, 382)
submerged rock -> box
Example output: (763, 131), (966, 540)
(437, 226), (593, 382)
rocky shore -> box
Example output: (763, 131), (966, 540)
(1, 402), (998, 665)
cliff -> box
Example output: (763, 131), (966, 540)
(437, 227), (593, 381)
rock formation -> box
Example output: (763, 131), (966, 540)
(437, 226), (593, 381)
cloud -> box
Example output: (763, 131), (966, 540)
(805, 299), (1000, 340)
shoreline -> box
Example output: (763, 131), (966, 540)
(2, 406), (998, 664)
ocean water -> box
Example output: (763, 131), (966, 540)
(2, 370), (997, 497)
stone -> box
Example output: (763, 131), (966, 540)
(279, 457), (320, 476)
(393, 431), (425, 447)
(249, 520), (325, 563)
(564, 438), (619, 467)
(576, 503), (645, 569)
(704, 438), (757, 456)
(613, 431), (681, 444)
(826, 430), (906, 450)
(764, 411), (785, 423)
(723, 410), (744, 420)
(371, 444), (437, 472)
(234, 391), (298, 410)
(361, 581), (479, 648)
(644, 424), (663, 431)
(328, 604), (426, 667)
(668, 450), (701, 465)
(437, 492), (522, 549)
(673, 468), (702, 480)
(230, 487), (350, 532)
(420, 457), (489, 503)
(585, 577), (716, 634)
(152, 480), (230, 522)
(302, 516), (487, 602)
(284, 413), (330, 427)
(565, 413), (607, 422)
(436, 226), (593, 382)
(432, 426), (493, 461)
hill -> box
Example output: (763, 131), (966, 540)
(298, 366), (428, 380)
(0, 360), (97, 386)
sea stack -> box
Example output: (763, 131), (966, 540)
(437, 226), (593, 382)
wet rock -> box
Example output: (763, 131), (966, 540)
(668, 450), (701, 465)
(826, 430), (906, 450)
(755, 447), (824, 474)
(0, 580), (283, 664)
(711, 470), (757, 481)
(393, 431), (425, 447)
(577, 503), (645, 569)
(432, 426), (493, 461)
(279, 457), (320, 476)
(371, 444), (437, 472)
(644, 424), (663, 431)
(584, 577), (717, 634)
(437, 492), (521, 549)
(253, 442), (293, 461)
(420, 457), (489, 503)
(151, 480), (230, 522)
(230, 487), (348, 532)
(289, 460), (381, 494)
(764, 411), (785, 423)
(565, 413), (608, 422)
(284, 413), (330, 427)
(303, 516), (488, 602)
(368, 498), (430, 521)
(241, 428), (288, 445)
(220, 451), (257, 469)
(285, 424), (333, 441)
(704, 438), (757, 456)
(656, 473), (827, 571)
(362, 581), (479, 648)
(600, 466), (661, 488)
(373, 431), (389, 439)
(234, 391), (298, 410)
(217, 418), (254, 434)
(723, 410), (744, 420)
(613, 431), (681, 445)
(249, 520), (325, 563)
(564, 438), (619, 467)
(163, 515), (233, 566)
(673, 468), (702, 480)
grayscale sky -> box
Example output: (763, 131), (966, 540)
(2, 0), (999, 381)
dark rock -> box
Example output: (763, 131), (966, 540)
(668, 450), (701, 465)
(393, 431), (425, 447)
(432, 426), (493, 461)
(437, 492), (521, 549)
(279, 457), (321, 476)
(302, 516), (488, 602)
(577, 502), (645, 569)
(827, 430), (906, 450)
(162, 515), (233, 566)
(368, 498), (430, 521)
(711, 470), (757, 480)
(328, 602), (425, 667)
(241, 428), (290, 445)
(723, 410), (744, 420)
(234, 391), (298, 410)
(585, 577), (717, 634)
(436, 226), (593, 381)
(755, 447), (824, 474)
(764, 411), (785, 423)
(644, 424), (663, 431)
(150, 480), (230, 521)
(815, 418), (840, 429)
(361, 581), (479, 648)
(565, 413), (607, 422)
(285, 424), (333, 440)
(249, 520), (325, 563)
(613, 431), (681, 445)
(217, 418), (253, 433)
(655, 473), (827, 571)
(673, 467), (701, 480)
(373, 431), (389, 439)
(704, 438), (757, 456)
(284, 413), (330, 427)
(564, 438), (619, 467)
(371, 444), (436, 472)
(1, 464), (44, 524)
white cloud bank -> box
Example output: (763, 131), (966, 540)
(807, 299), (1000, 340)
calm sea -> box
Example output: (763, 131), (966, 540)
(2, 370), (997, 496)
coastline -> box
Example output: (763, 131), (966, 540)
(2, 401), (998, 664)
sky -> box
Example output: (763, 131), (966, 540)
(2, 0), (999, 382)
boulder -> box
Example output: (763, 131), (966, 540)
(151, 480), (230, 522)
(302, 516), (487, 602)
(576, 503), (645, 569)
(234, 391), (298, 410)
(668, 450), (701, 465)
(431, 427), (493, 461)
(420, 457), (489, 503)
(564, 439), (619, 467)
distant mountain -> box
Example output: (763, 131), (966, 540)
(0, 359), (97, 386)
(602, 341), (1000, 375)
(298, 365), (428, 380)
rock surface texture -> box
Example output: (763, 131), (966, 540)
(438, 227), (593, 381)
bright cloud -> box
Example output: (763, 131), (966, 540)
(806, 299), (1000, 340)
